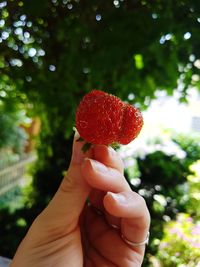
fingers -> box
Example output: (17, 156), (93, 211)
(87, 145), (126, 210)
(82, 145), (130, 230)
(93, 145), (124, 174)
(81, 158), (130, 193)
(85, 206), (143, 267)
(86, 146), (124, 211)
(71, 130), (92, 165)
(103, 191), (150, 254)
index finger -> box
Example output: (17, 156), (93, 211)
(88, 145), (127, 211)
(93, 145), (124, 174)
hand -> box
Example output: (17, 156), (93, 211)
(11, 132), (150, 267)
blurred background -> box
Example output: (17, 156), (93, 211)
(0, 0), (200, 266)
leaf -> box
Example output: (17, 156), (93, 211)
(76, 137), (84, 142)
(110, 142), (121, 150)
(81, 142), (92, 153)
(134, 54), (144, 70)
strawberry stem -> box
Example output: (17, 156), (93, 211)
(82, 142), (92, 153)
(110, 142), (120, 150)
(76, 137), (84, 142)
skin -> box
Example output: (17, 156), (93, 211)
(11, 132), (150, 267)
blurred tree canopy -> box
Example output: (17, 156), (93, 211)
(1, 0), (200, 116)
(1, 0), (200, 251)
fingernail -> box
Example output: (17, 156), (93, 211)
(74, 130), (80, 141)
(107, 192), (126, 204)
(71, 131), (84, 164)
(90, 159), (108, 173)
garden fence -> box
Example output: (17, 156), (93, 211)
(0, 153), (37, 196)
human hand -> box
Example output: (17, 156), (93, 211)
(11, 132), (150, 267)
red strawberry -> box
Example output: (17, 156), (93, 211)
(75, 90), (143, 146)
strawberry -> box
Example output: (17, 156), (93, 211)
(75, 90), (143, 147)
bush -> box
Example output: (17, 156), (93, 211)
(173, 133), (200, 168)
(124, 150), (190, 265)
(157, 213), (200, 267)
(186, 161), (200, 219)
(124, 134), (200, 265)
(137, 150), (188, 186)
(154, 160), (200, 266)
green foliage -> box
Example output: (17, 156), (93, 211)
(0, 75), (28, 154)
(1, 0), (200, 116)
(137, 151), (188, 186)
(0, 173), (37, 258)
(125, 150), (190, 263)
(157, 213), (200, 267)
(186, 161), (200, 219)
(0, 206), (35, 258)
(173, 133), (200, 168)
(155, 161), (200, 266)
(0, 186), (24, 212)
(124, 133), (200, 265)
(1, 0), (200, 260)
(0, 108), (27, 153)
(0, 0), (200, 209)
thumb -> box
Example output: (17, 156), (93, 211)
(38, 132), (92, 232)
